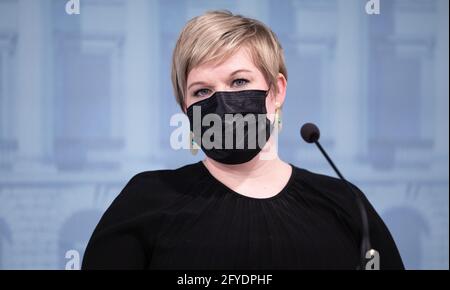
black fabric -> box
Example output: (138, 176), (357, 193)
(186, 90), (273, 164)
(186, 90), (269, 117)
(82, 161), (404, 270)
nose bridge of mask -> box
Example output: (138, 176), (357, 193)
(214, 90), (268, 115)
(186, 90), (269, 132)
(188, 90), (267, 116)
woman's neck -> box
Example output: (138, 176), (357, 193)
(202, 154), (292, 198)
(203, 154), (283, 180)
(200, 132), (292, 198)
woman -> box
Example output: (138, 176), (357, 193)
(82, 10), (404, 270)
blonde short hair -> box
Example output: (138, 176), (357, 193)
(171, 10), (288, 111)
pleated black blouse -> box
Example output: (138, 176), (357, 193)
(82, 161), (404, 270)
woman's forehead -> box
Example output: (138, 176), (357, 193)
(187, 48), (259, 83)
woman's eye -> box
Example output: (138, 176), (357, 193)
(232, 79), (249, 87)
(193, 88), (211, 97)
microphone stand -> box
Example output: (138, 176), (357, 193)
(313, 141), (373, 270)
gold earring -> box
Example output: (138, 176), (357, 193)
(275, 102), (282, 132)
(189, 131), (198, 155)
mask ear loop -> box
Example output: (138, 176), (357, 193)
(275, 101), (282, 132)
(266, 83), (282, 132)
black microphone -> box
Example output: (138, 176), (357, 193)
(300, 123), (376, 270)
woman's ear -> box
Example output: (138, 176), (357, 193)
(272, 73), (287, 107)
(182, 101), (188, 114)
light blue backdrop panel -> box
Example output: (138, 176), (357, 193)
(0, 0), (448, 269)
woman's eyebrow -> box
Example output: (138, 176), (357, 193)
(230, 69), (252, 76)
(188, 81), (210, 91)
(187, 69), (253, 90)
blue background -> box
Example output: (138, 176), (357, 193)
(0, 0), (448, 270)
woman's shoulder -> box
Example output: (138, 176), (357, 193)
(116, 162), (203, 204)
(291, 165), (366, 213)
(83, 163), (203, 269)
(292, 165), (353, 194)
(291, 165), (405, 269)
(93, 162), (203, 230)
(128, 161), (203, 191)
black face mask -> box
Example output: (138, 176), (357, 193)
(186, 90), (274, 165)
